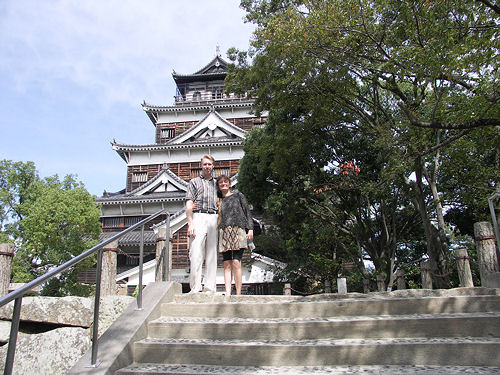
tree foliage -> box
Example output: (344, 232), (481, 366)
(229, 0), (499, 290)
(0, 160), (101, 296)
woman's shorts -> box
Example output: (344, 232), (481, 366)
(222, 248), (244, 262)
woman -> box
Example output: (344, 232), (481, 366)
(217, 174), (253, 296)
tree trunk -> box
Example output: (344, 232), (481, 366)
(411, 157), (450, 289)
(355, 241), (371, 292)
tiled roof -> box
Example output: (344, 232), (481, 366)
(172, 71), (225, 80)
(165, 109), (245, 145)
(152, 207), (186, 229)
(96, 191), (186, 204)
(126, 166), (188, 196)
(172, 55), (228, 78)
(111, 137), (243, 152)
(141, 99), (254, 113)
(99, 230), (157, 246)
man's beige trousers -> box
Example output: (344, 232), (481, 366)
(189, 212), (218, 292)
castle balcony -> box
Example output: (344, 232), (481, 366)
(173, 92), (252, 106)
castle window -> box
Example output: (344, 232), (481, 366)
(124, 216), (143, 226)
(212, 89), (223, 99)
(103, 217), (121, 228)
(213, 167), (230, 178)
(190, 167), (230, 179)
(132, 172), (148, 183)
(193, 91), (201, 101)
(161, 128), (175, 139)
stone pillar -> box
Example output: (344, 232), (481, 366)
(324, 279), (331, 293)
(396, 269), (406, 290)
(362, 277), (370, 293)
(376, 274), (385, 292)
(155, 224), (168, 282)
(283, 283), (291, 295)
(474, 221), (499, 287)
(100, 240), (118, 296)
(337, 277), (347, 294)
(421, 260), (433, 289)
(455, 248), (474, 288)
(0, 244), (14, 296)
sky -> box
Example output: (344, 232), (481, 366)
(0, 0), (255, 196)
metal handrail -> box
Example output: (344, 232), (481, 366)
(0, 208), (168, 375)
(488, 192), (500, 255)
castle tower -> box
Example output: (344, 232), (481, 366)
(94, 52), (274, 293)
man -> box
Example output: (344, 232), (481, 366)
(185, 155), (218, 293)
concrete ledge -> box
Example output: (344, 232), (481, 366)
(483, 272), (500, 288)
(67, 281), (182, 375)
(8, 283), (41, 294)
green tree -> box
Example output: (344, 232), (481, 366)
(0, 160), (38, 239)
(229, 0), (499, 288)
(0, 160), (101, 296)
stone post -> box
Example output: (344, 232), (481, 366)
(376, 274), (385, 292)
(155, 224), (168, 282)
(337, 277), (347, 294)
(455, 248), (474, 288)
(283, 283), (291, 295)
(100, 240), (118, 296)
(474, 221), (499, 287)
(324, 279), (331, 293)
(421, 260), (433, 289)
(362, 277), (370, 293)
(396, 269), (406, 290)
(0, 244), (14, 296)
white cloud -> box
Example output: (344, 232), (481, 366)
(0, 0), (254, 195)
(0, 0), (254, 107)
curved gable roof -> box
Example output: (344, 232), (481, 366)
(172, 55), (227, 81)
(129, 164), (188, 196)
(172, 55), (228, 83)
(166, 107), (245, 145)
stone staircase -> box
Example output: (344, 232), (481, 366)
(114, 288), (500, 375)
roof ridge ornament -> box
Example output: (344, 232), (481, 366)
(216, 44), (221, 57)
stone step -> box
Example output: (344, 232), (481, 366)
(116, 363), (500, 375)
(172, 287), (500, 304)
(147, 312), (500, 340)
(162, 295), (500, 319)
(130, 337), (500, 367)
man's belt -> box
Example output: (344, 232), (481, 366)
(193, 209), (217, 214)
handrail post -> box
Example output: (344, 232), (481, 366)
(488, 193), (500, 257)
(89, 248), (103, 367)
(3, 297), (22, 375)
(136, 224), (144, 310)
(163, 215), (170, 281)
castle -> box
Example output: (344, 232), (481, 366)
(94, 50), (282, 293)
